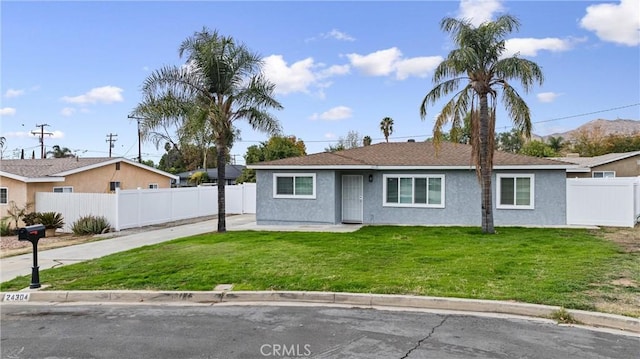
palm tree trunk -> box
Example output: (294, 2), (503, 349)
(479, 94), (495, 234)
(217, 142), (226, 233)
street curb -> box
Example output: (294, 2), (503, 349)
(2, 290), (639, 334)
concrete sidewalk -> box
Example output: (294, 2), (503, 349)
(1, 214), (360, 283)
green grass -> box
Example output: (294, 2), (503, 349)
(0, 226), (632, 312)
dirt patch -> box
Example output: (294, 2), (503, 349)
(611, 278), (638, 287)
(584, 226), (640, 318)
(597, 226), (640, 252)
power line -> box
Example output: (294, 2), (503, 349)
(31, 124), (53, 159)
(106, 133), (118, 157)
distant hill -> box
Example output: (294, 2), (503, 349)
(535, 119), (640, 141)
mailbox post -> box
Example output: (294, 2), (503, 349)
(18, 224), (46, 289)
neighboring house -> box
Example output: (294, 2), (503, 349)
(0, 157), (179, 222)
(176, 165), (245, 187)
(248, 141), (574, 227)
(552, 151), (640, 178)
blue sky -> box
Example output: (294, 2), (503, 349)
(1, 0), (639, 165)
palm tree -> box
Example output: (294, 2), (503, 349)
(363, 135), (372, 146)
(547, 136), (564, 153)
(380, 117), (394, 142)
(47, 145), (75, 158)
(420, 15), (544, 234)
(136, 28), (282, 232)
(0, 136), (5, 159)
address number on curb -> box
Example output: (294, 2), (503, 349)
(3, 293), (30, 302)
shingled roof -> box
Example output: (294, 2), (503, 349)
(0, 157), (179, 182)
(552, 151), (640, 169)
(249, 141), (572, 169)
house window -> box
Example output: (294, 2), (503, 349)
(148, 183), (158, 189)
(497, 174), (534, 209)
(109, 181), (121, 191)
(0, 187), (7, 205)
(53, 186), (73, 193)
(592, 171), (615, 178)
(273, 173), (316, 199)
(383, 174), (445, 208)
(115, 162), (121, 171)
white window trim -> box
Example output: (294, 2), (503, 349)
(382, 174), (445, 208)
(496, 173), (535, 210)
(109, 181), (121, 191)
(148, 183), (159, 189)
(53, 186), (73, 193)
(0, 187), (7, 205)
(273, 173), (316, 199)
(592, 171), (615, 178)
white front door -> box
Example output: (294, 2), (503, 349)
(342, 175), (363, 223)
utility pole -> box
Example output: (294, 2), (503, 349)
(127, 115), (144, 163)
(31, 124), (53, 159)
(106, 133), (118, 157)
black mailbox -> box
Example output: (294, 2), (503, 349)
(17, 224), (46, 289)
(18, 224), (46, 243)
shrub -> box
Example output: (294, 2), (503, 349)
(71, 215), (111, 235)
(22, 212), (39, 226)
(37, 212), (65, 229)
(0, 218), (12, 236)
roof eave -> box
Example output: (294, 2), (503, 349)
(0, 171), (29, 182)
(53, 157), (180, 181)
(249, 164), (574, 170)
(1, 171), (66, 183)
(26, 177), (66, 183)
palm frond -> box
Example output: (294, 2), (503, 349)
(500, 84), (532, 138)
(492, 57), (544, 93)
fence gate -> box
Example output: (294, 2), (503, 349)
(566, 177), (639, 228)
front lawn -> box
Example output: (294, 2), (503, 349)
(1, 226), (636, 315)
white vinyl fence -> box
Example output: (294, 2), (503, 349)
(566, 177), (640, 228)
(36, 183), (256, 232)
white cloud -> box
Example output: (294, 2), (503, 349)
(324, 132), (337, 139)
(5, 89), (25, 98)
(395, 56), (444, 80)
(143, 66), (150, 71)
(49, 130), (65, 139)
(537, 92), (562, 103)
(580, 0), (640, 46)
(503, 37), (579, 57)
(263, 55), (350, 96)
(0, 107), (16, 116)
(61, 86), (124, 104)
(3, 131), (31, 138)
(306, 28), (356, 43)
(318, 64), (350, 78)
(458, 0), (504, 27)
(324, 29), (356, 42)
(346, 47), (442, 80)
(347, 48), (401, 76)
(61, 107), (76, 116)
(263, 55), (316, 95)
(309, 106), (353, 121)
(4, 130), (63, 139)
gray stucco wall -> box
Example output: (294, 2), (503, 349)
(256, 170), (338, 225)
(256, 168), (567, 226)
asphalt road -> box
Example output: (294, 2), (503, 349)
(1, 304), (638, 359)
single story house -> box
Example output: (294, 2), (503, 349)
(552, 151), (640, 178)
(176, 164), (246, 187)
(0, 157), (179, 221)
(248, 141), (574, 227)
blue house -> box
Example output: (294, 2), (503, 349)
(248, 141), (574, 227)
